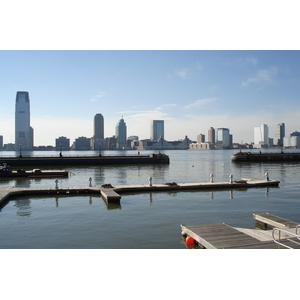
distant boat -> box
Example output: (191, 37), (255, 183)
(231, 151), (300, 162)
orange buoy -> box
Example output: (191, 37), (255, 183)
(186, 236), (194, 244)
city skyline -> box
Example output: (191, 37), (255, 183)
(1, 51), (300, 146)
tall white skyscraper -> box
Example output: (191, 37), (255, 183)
(115, 117), (127, 149)
(15, 91), (34, 151)
(254, 124), (269, 147)
(151, 120), (164, 141)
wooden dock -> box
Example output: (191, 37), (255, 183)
(0, 179), (280, 208)
(181, 221), (300, 249)
(253, 212), (299, 229)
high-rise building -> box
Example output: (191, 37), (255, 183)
(254, 124), (269, 147)
(215, 128), (230, 149)
(208, 127), (215, 144)
(94, 113), (104, 140)
(15, 91), (34, 151)
(275, 123), (285, 147)
(115, 117), (127, 149)
(151, 120), (164, 141)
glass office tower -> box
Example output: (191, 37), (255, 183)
(151, 120), (164, 141)
(115, 118), (127, 149)
(15, 91), (34, 151)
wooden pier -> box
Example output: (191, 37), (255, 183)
(181, 221), (300, 249)
(0, 179), (280, 208)
(253, 212), (299, 229)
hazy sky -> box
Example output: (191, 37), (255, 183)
(1, 1), (299, 147)
(1, 50), (300, 146)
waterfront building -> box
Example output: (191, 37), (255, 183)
(189, 142), (214, 150)
(55, 136), (70, 151)
(0, 135), (3, 150)
(115, 118), (127, 149)
(138, 136), (191, 150)
(72, 136), (91, 150)
(274, 123), (285, 147)
(197, 134), (205, 143)
(215, 128), (231, 149)
(283, 136), (300, 147)
(254, 124), (269, 148)
(151, 120), (164, 142)
(15, 91), (34, 150)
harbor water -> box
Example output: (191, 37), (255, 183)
(1, 149), (300, 249)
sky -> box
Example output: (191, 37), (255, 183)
(1, 1), (300, 147)
(1, 50), (300, 146)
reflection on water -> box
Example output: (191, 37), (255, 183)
(14, 199), (32, 217)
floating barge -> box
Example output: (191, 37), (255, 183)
(0, 153), (170, 167)
(231, 151), (300, 162)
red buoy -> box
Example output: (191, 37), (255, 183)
(186, 236), (194, 244)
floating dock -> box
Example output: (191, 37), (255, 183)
(0, 153), (170, 167)
(253, 212), (299, 229)
(181, 213), (300, 249)
(231, 151), (300, 162)
(0, 178), (280, 208)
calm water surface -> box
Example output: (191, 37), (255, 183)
(1, 149), (300, 249)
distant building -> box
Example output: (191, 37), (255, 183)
(138, 136), (192, 150)
(197, 134), (205, 143)
(151, 120), (164, 142)
(115, 118), (127, 149)
(105, 136), (117, 150)
(290, 131), (300, 137)
(208, 127), (215, 144)
(94, 113), (104, 140)
(55, 136), (70, 151)
(284, 136), (300, 147)
(0, 135), (3, 150)
(215, 128), (231, 149)
(72, 137), (91, 150)
(189, 142), (214, 150)
(254, 124), (269, 148)
(128, 136), (139, 141)
(275, 123), (285, 147)
(15, 91), (34, 150)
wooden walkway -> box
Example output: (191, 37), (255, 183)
(181, 221), (300, 249)
(0, 179), (280, 208)
(253, 212), (299, 229)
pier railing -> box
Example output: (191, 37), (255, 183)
(272, 225), (300, 249)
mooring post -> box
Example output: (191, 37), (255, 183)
(89, 177), (92, 187)
(210, 174), (214, 183)
(229, 174), (233, 184)
(55, 179), (58, 189)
